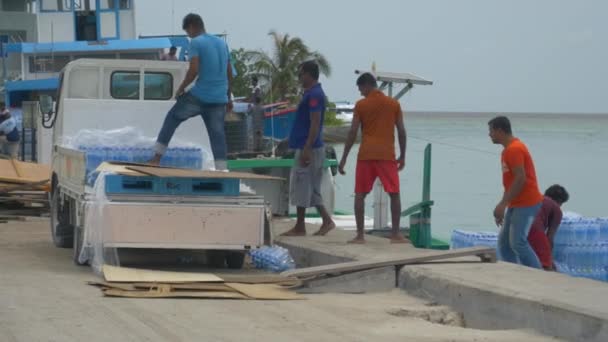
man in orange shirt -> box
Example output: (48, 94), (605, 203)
(489, 116), (544, 269)
(338, 73), (407, 244)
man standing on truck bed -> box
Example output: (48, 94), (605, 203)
(150, 13), (233, 170)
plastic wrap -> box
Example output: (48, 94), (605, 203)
(61, 126), (215, 170)
(80, 171), (111, 275)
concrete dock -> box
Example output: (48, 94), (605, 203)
(0, 218), (604, 341)
(275, 218), (608, 342)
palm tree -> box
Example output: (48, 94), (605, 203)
(245, 30), (331, 103)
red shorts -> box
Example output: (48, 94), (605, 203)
(355, 160), (400, 194)
(528, 228), (553, 269)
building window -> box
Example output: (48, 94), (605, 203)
(144, 73), (173, 100)
(39, 0), (76, 12)
(2, 0), (27, 12)
(111, 72), (173, 100)
(119, 0), (130, 9)
(29, 55), (71, 73)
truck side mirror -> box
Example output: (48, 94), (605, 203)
(39, 95), (54, 114)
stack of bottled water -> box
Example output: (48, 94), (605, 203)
(553, 217), (608, 282)
(451, 229), (498, 249)
(249, 246), (295, 273)
(79, 145), (204, 185)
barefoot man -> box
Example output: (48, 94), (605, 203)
(338, 73), (407, 244)
(281, 61), (335, 237)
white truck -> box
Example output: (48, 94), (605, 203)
(46, 59), (270, 269)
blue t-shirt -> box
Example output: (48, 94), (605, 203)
(189, 34), (230, 104)
(0, 117), (19, 142)
(288, 83), (325, 149)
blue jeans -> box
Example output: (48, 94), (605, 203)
(498, 203), (542, 269)
(155, 92), (227, 161)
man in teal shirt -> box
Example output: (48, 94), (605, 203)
(151, 13), (233, 170)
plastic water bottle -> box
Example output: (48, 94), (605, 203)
(599, 218), (608, 240)
(586, 219), (601, 242)
(573, 219), (587, 243)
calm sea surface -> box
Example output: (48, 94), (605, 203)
(330, 112), (608, 240)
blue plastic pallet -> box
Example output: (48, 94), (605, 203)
(104, 174), (240, 196)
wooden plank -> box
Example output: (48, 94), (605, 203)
(102, 265), (223, 283)
(218, 274), (302, 287)
(125, 165), (283, 181)
(281, 246), (496, 278)
(102, 288), (249, 299)
(0, 180), (49, 193)
(225, 283), (304, 300)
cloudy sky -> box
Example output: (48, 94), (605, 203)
(136, 0), (607, 113)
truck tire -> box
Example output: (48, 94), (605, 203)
(50, 185), (74, 248)
(225, 252), (245, 269)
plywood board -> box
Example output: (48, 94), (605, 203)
(0, 160), (50, 184)
(225, 283), (304, 300)
(102, 265), (223, 283)
(126, 165), (283, 181)
(102, 288), (248, 299)
(281, 246), (496, 278)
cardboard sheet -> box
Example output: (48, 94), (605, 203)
(102, 265), (223, 283)
(126, 165), (283, 181)
(0, 159), (51, 184)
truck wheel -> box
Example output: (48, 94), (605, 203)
(72, 226), (88, 265)
(207, 250), (226, 268)
(50, 186), (74, 248)
(225, 252), (245, 269)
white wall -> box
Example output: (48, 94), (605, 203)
(38, 12), (74, 43)
(118, 9), (135, 40)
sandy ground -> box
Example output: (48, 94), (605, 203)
(0, 219), (562, 342)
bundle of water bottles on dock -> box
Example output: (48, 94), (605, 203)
(249, 246), (295, 273)
(450, 229), (498, 249)
(451, 217), (608, 282)
(552, 217), (608, 281)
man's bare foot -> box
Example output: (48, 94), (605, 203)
(148, 155), (161, 166)
(281, 224), (306, 237)
(348, 236), (366, 244)
(313, 221), (336, 236)
(390, 233), (410, 244)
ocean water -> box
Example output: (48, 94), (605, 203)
(331, 112), (608, 240)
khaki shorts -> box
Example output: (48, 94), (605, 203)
(0, 137), (19, 159)
(290, 147), (325, 208)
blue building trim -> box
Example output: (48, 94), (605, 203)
(6, 78), (59, 92)
(6, 38), (172, 55)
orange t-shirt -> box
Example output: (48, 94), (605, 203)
(501, 138), (543, 208)
(355, 90), (401, 161)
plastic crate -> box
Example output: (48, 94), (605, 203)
(104, 175), (240, 196)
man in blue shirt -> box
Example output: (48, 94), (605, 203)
(0, 106), (20, 159)
(151, 13), (232, 170)
(282, 61), (335, 236)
